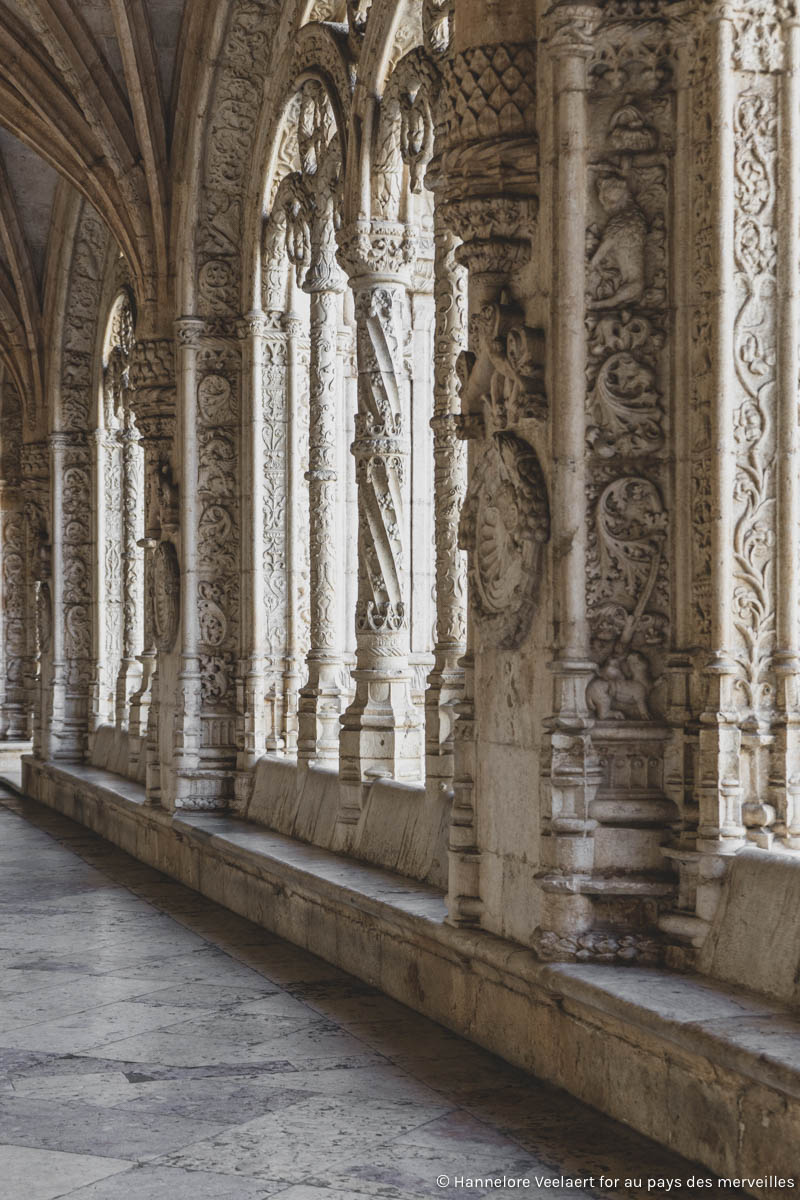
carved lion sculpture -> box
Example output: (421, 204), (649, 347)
(586, 651), (652, 721)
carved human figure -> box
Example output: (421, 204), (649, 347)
(587, 172), (647, 310)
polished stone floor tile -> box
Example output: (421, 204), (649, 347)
(0, 1144), (132, 1200)
(0, 791), (748, 1200)
(38, 1163), (284, 1199)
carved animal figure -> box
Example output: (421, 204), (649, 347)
(586, 651), (652, 721)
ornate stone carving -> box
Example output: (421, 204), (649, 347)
(459, 433), (550, 650)
(586, 314), (665, 458)
(152, 541), (180, 653)
(426, 220), (468, 775)
(730, 86), (778, 714)
(459, 300), (546, 431)
(532, 928), (662, 965)
(587, 477), (668, 699)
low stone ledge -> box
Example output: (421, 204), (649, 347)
(17, 755), (800, 1197)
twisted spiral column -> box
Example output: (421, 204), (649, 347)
(337, 227), (423, 808)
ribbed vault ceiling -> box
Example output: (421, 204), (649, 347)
(0, 0), (188, 402)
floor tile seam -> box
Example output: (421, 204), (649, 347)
(0, 985), (187, 1033)
(50, 1164), (141, 1200)
(0, 1136), (142, 1166)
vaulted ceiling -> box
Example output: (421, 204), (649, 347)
(0, 0), (188, 412)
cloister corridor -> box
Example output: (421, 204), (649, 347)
(1, 0), (800, 1193)
(0, 785), (745, 1200)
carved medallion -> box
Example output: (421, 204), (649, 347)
(152, 541), (180, 652)
(459, 432), (549, 649)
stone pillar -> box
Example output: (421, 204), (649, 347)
(89, 429), (120, 739)
(127, 337), (176, 800)
(775, 14), (800, 851)
(21, 443), (50, 755)
(280, 310), (306, 755)
(659, 4), (800, 950)
(429, 3), (543, 932)
(115, 415), (144, 728)
(298, 197), (347, 765)
(425, 217), (467, 788)
(172, 319), (203, 805)
(336, 224), (423, 816)
(236, 312), (272, 780)
(534, 5), (606, 954)
(47, 432), (93, 762)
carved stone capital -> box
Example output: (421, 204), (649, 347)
(47, 432), (81, 452)
(175, 318), (208, 349)
(541, 4), (602, 58)
(437, 196), (536, 276)
(336, 220), (414, 285)
(236, 312), (272, 341)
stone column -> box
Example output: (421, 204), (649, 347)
(172, 319), (203, 805)
(659, 5), (800, 948)
(775, 13), (800, 850)
(21, 443), (50, 755)
(45, 434), (66, 761)
(534, 5), (604, 953)
(429, 2), (542, 931)
(336, 224), (423, 816)
(694, 10), (745, 886)
(127, 337), (176, 800)
(115, 414), (144, 728)
(425, 217), (467, 787)
(236, 312), (272, 779)
(280, 310), (306, 754)
(47, 432), (93, 762)
(298, 200), (347, 765)
(89, 429), (120, 740)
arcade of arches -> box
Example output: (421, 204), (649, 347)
(0, 0), (798, 1190)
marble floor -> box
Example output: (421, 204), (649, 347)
(0, 786), (746, 1200)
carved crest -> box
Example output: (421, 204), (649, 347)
(152, 541), (180, 652)
(459, 433), (549, 649)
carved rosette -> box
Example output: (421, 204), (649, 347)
(459, 433), (549, 650)
(152, 541), (180, 653)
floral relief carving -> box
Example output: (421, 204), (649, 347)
(587, 477), (668, 720)
(586, 314), (665, 458)
(585, 62), (673, 723)
(730, 85), (778, 713)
